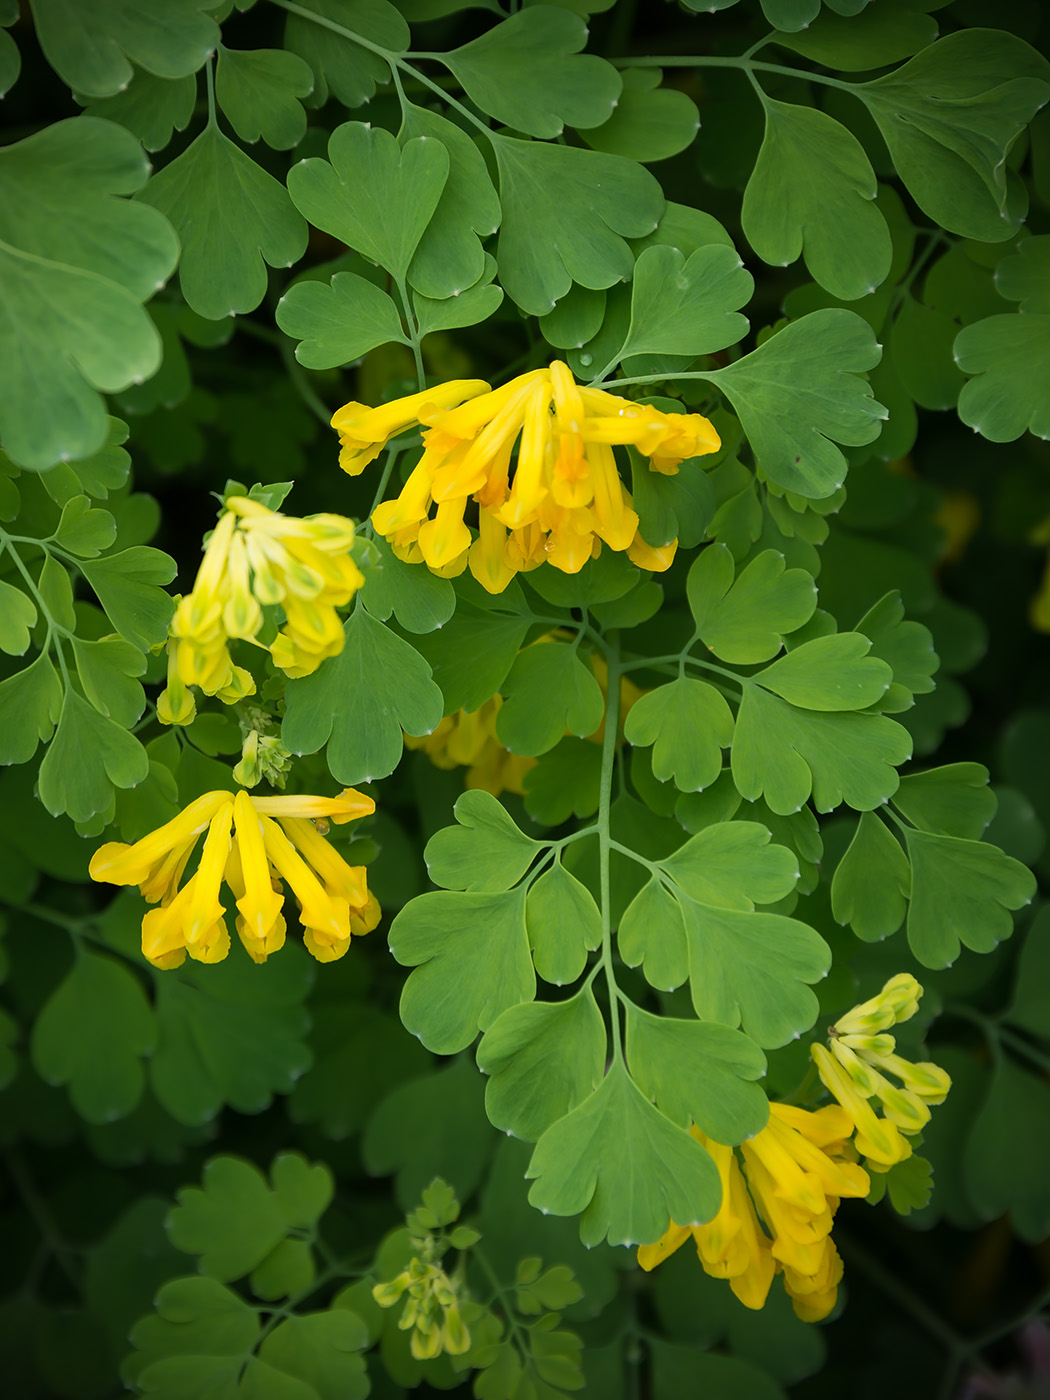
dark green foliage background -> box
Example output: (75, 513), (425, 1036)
(3, 1), (1050, 1398)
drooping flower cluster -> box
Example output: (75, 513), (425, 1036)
(373, 1256), (472, 1361)
(159, 496), (364, 722)
(89, 787), (379, 968)
(638, 1105), (870, 1322)
(331, 362), (721, 592)
(811, 973), (952, 1170)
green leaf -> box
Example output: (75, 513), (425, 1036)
(53, 494), (117, 556)
(617, 244), (752, 364)
(391, 887), (535, 1053)
(742, 101), (891, 300)
(892, 763), (997, 839)
(903, 828), (1035, 967)
(284, 0), (408, 109)
(580, 67), (700, 162)
(492, 135), (664, 315)
(954, 314), (1050, 443)
(0, 653), (63, 764)
(363, 1058), (492, 1209)
(150, 948), (313, 1125)
(496, 643), (605, 756)
(523, 737), (603, 826)
(400, 102), (501, 299)
(526, 1060), (721, 1247)
(525, 859), (602, 984)
(626, 1006), (768, 1144)
(413, 280), (505, 338)
(624, 678), (733, 794)
(215, 45), (314, 150)
(72, 636), (147, 727)
(963, 1055), (1050, 1244)
(79, 546), (176, 650)
(124, 1277), (259, 1393)
(168, 1158), (291, 1281)
(650, 1341), (787, 1400)
(774, 3), (938, 72)
(0, 23), (19, 98)
(660, 821), (800, 910)
(831, 811), (910, 942)
(28, 0), (217, 98)
(141, 125), (308, 320)
(478, 990), (606, 1140)
(755, 633), (893, 711)
(282, 609), (444, 785)
(358, 532), (455, 633)
(996, 235), (1050, 312)
(84, 68), (197, 152)
(890, 297), (966, 412)
(856, 590), (938, 711)
(703, 309), (887, 498)
(680, 896), (829, 1046)
(288, 121), (450, 283)
(0, 119), (177, 470)
(425, 789), (541, 893)
(278, 273), (409, 370)
(855, 30), (1050, 242)
(732, 683), (912, 814)
(37, 690), (148, 822)
(411, 599), (530, 715)
(258, 1311), (370, 1400)
(31, 950), (155, 1123)
(443, 7), (620, 139)
(0, 580), (35, 655)
(686, 544), (817, 663)
(618, 876), (689, 992)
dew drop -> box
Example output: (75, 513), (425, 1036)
(579, 353), (593, 367)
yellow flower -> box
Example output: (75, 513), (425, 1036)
(373, 1258), (472, 1360)
(812, 974), (952, 1170)
(89, 787), (379, 968)
(160, 497), (364, 717)
(334, 363), (721, 592)
(638, 1105), (868, 1322)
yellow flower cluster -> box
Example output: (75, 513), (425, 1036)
(811, 973), (952, 1170)
(638, 1105), (869, 1322)
(159, 496), (364, 723)
(89, 787), (379, 968)
(373, 1258), (471, 1360)
(331, 362), (721, 593)
(406, 645), (644, 797)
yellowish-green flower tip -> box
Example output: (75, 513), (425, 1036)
(834, 973), (922, 1036)
(335, 361), (721, 593)
(89, 787), (379, 969)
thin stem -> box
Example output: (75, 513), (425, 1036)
(279, 338), (332, 426)
(615, 54), (854, 93)
(473, 1246), (531, 1357)
(394, 275), (426, 390)
(597, 634), (624, 1061)
(6, 1148), (81, 1290)
(205, 52), (217, 129)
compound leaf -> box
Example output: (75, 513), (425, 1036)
(478, 990), (606, 1141)
(686, 544), (817, 664)
(903, 828), (1035, 967)
(625, 1006), (768, 1144)
(215, 45), (314, 150)
(391, 887), (535, 1054)
(282, 609), (444, 785)
(954, 314), (1050, 443)
(732, 682), (912, 814)
(124, 1277), (259, 1393)
(31, 950), (156, 1123)
(0, 118), (177, 469)
(618, 876), (689, 992)
(257, 1311), (369, 1400)
(79, 546), (177, 650)
(0, 653), (63, 765)
(624, 677), (734, 793)
(742, 100), (891, 300)
(660, 821), (800, 911)
(496, 642), (605, 756)
(525, 859), (602, 984)
(277, 273), (409, 370)
(84, 68), (197, 152)
(755, 633), (893, 711)
(891, 763), (997, 839)
(425, 789), (540, 893)
(617, 244), (752, 362)
(284, 0), (408, 109)
(288, 121), (449, 283)
(167, 1157), (290, 1282)
(580, 67), (700, 162)
(37, 690), (149, 822)
(443, 6), (620, 139)
(526, 1060), (721, 1247)
(831, 811), (910, 942)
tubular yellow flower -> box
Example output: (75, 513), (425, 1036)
(159, 497), (364, 717)
(333, 362), (720, 593)
(373, 1257), (472, 1360)
(89, 787), (378, 968)
(638, 1105), (869, 1322)
(811, 974), (951, 1170)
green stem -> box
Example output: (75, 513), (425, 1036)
(205, 52), (218, 129)
(597, 634), (624, 1061)
(394, 275), (427, 390)
(473, 1246), (532, 1359)
(616, 54), (854, 93)
(6, 1148), (82, 1290)
(364, 449), (402, 531)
